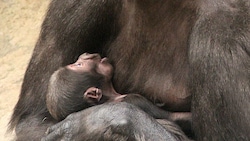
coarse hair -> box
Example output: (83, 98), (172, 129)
(46, 67), (104, 121)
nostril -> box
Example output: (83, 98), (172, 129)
(79, 53), (89, 59)
(93, 54), (101, 59)
(88, 54), (100, 60)
(78, 53), (101, 60)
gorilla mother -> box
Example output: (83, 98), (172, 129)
(9, 0), (250, 141)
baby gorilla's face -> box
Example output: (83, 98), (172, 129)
(66, 53), (113, 80)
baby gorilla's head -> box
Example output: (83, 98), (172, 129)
(46, 67), (104, 121)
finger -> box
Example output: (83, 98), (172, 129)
(41, 122), (65, 141)
(42, 121), (72, 141)
(41, 129), (62, 141)
(45, 121), (64, 134)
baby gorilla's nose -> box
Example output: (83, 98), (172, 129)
(79, 53), (101, 60)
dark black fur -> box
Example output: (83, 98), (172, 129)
(46, 67), (104, 121)
(9, 0), (250, 141)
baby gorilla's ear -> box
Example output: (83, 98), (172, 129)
(83, 87), (102, 104)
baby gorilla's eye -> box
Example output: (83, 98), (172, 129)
(74, 62), (83, 67)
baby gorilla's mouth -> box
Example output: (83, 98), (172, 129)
(100, 57), (109, 63)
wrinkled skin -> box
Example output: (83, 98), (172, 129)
(9, 0), (250, 141)
(42, 103), (187, 141)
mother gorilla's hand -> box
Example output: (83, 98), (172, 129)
(42, 102), (181, 141)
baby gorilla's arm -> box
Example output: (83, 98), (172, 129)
(119, 94), (192, 136)
(121, 94), (171, 119)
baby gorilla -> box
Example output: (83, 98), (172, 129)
(46, 53), (190, 124)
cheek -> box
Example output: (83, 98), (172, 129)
(97, 64), (113, 77)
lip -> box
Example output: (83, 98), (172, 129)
(100, 57), (109, 63)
